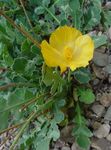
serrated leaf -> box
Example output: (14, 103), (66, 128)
(84, 0), (101, 30)
(77, 87), (95, 104)
(36, 138), (51, 150)
(42, 65), (54, 86)
(0, 111), (9, 130)
(74, 68), (91, 83)
(72, 125), (92, 137)
(76, 134), (90, 149)
(34, 6), (45, 15)
(54, 111), (64, 123)
(92, 35), (107, 48)
(69, 0), (81, 29)
(102, 10), (111, 28)
(12, 57), (28, 73)
(0, 88), (34, 113)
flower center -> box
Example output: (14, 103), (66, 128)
(64, 47), (73, 62)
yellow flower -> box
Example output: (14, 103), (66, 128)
(41, 25), (94, 73)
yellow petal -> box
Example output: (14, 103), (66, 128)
(41, 40), (67, 73)
(70, 35), (94, 70)
(49, 25), (82, 51)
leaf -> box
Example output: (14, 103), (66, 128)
(84, 0), (101, 30)
(74, 68), (91, 83)
(92, 35), (107, 48)
(0, 97), (9, 130)
(12, 57), (28, 73)
(54, 111), (64, 123)
(72, 125), (92, 137)
(48, 120), (60, 141)
(42, 0), (50, 7)
(76, 134), (90, 149)
(3, 52), (13, 66)
(69, 0), (81, 29)
(101, 10), (111, 28)
(0, 111), (9, 130)
(0, 88), (34, 113)
(34, 6), (45, 15)
(35, 138), (51, 150)
(42, 65), (54, 86)
(21, 39), (35, 58)
(77, 87), (95, 104)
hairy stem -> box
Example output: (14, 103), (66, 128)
(0, 10), (41, 49)
(19, 0), (33, 30)
(0, 82), (34, 91)
(10, 112), (37, 150)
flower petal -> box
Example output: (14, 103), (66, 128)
(49, 25), (82, 51)
(41, 40), (67, 73)
(70, 35), (94, 70)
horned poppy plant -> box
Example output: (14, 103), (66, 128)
(41, 26), (94, 73)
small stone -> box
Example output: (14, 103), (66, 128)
(104, 64), (111, 74)
(104, 106), (111, 121)
(55, 140), (65, 148)
(91, 104), (105, 117)
(96, 93), (102, 101)
(96, 47), (106, 53)
(71, 142), (81, 150)
(100, 93), (111, 107)
(60, 125), (73, 142)
(91, 138), (111, 150)
(92, 64), (108, 79)
(94, 124), (110, 138)
(93, 78), (100, 86)
(107, 134), (111, 142)
(62, 146), (70, 150)
(93, 52), (108, 67)
(108, 75), (111, 83)
(92, 121), (101, 130)
(105, 2), (111, 9)
(108, 27), (111, 40)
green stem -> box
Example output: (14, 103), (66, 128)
(10, 112), (36, 150)
(19, 0), (34, 31)
(10, 97), (56, 149)
(76, 102), (82, 126)
(0, 10), (41, 49)
(68, 69), (71, 83)
(43, 6), (60, 25)
(0, 93), (48, 113)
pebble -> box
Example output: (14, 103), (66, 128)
(93, 78), (100, 86)
(92, 64), (108, 79)
(104, 106), (111, 121)
(62, 146), (70, 150)
(91, 104), (105, 117)
(91, 138), (111, 150)
(71, 143), (81, 150)
(107, 134), (111, 142)
(92, 121), (101, 130)
(108, 27), (111, 40)
(55, 140), (65, 149)
(96, 47), (106, 53)
(100, 93), (111, 107)
(60, 125), (73, 143)
(93, 52), (108, 67)
(108, 74), (111, 83)
(94, 124), (110, 138)
(105, 2), (111, 9)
